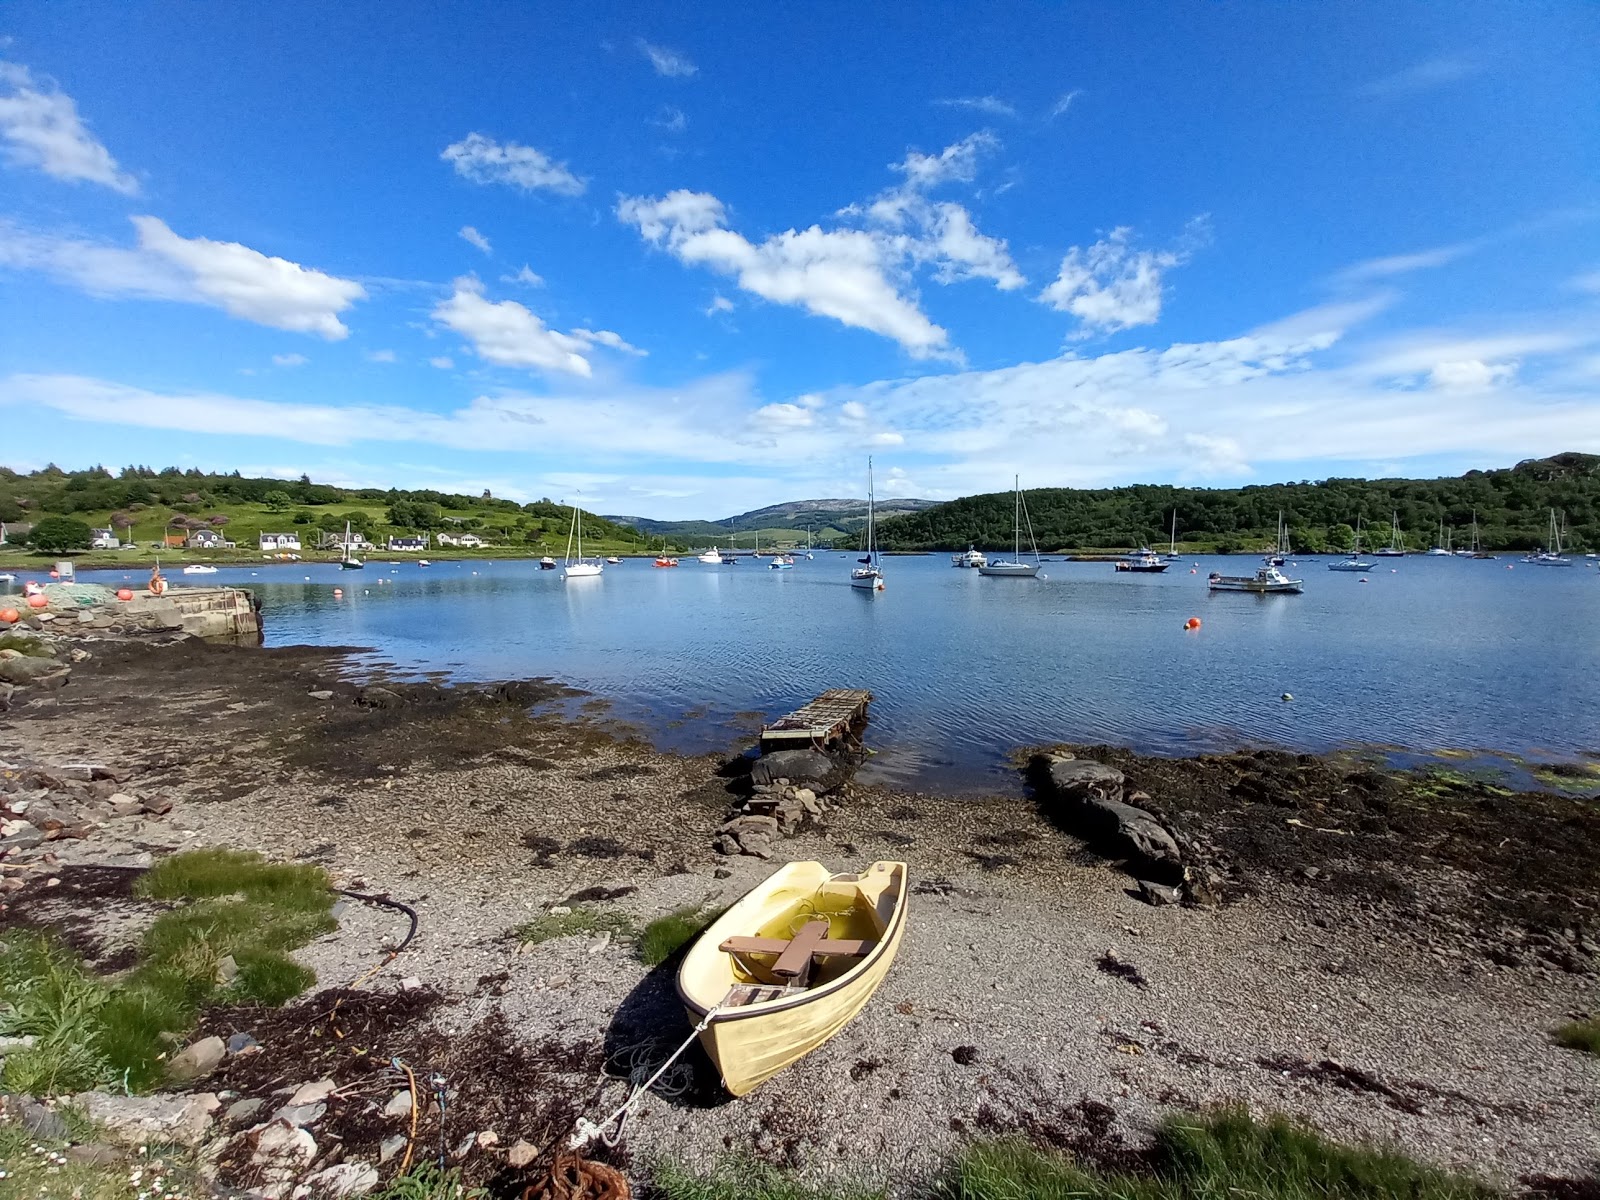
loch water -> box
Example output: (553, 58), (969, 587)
(69, 553), (1600, 790)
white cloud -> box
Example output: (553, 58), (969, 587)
(441, 132), (585, 196)
(890, 132), (998, 190)
(705, 293), (734, 316)
(920, 203), (1025, 290)
(501, 264), (544, 287)
(1037, 219), (1209, 336)
(272, 353), (308, 368)
(459, 225), (492, 254)
(1332, 240), (1478, 285)
(429, 356), (454, 370)
(1047, 90), (1083, 120)
(753, 402), (814, 430)
(0, 62), (137, 193)
(1429, 359), (1517, 391)
(637, 39), (696, 77)
(0, 215), (366, 338)
(653, 106), (688, 133)
(431, 276), (636, 376)
(366, 349), (397, 363)
(934, 96), (1015, 118)
(619, 190), (953, 358)
(1359, 55), (1480, 98)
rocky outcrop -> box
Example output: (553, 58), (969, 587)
(749, 749), (848, 793)
(70, 1091), (220, 1147)
(1031, 752), (1185, 879)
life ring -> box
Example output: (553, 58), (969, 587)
(148, 566), (168, 596)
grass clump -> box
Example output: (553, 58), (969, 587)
(0, 1118), (199, 1200)
(370, 1163), (485, 1200)
(514, 907), (638, 947)
(1554, 1016), (1600, 1054)
(934, 1109), (1493, 1200)
(1, 848), (335, 1094)
(638, 905), (722, 967)
(651, 1158), (884, 1200)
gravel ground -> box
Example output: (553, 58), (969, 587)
(2, 635), (1596, 1189)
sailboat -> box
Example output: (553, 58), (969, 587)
(1329, 517), (1374, 572)
(1373, 512), (1406, 557)
(849, 458), (886, 592)
(1425, 517), (1453, 556)
(1523, 509), (1574, 566)
(979, 477), (1042, 577)
(1462, 509), (1495, 558)
(1268, 511), (1290, 566)
(562, 496), (603, 579)
(339, 521), (363, 570)
(1162, 510), (1180, 562)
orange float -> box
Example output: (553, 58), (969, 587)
(116, 588), (134, 601)
(27, 594), (49, 609)
(1184, 617), (1201, 630)
(48, 569), (59, 579)
(0, 608), (18, 623)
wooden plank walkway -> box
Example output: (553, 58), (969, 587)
(760, 689), (872, 754)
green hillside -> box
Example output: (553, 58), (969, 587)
(0, 465), (678, 563)
(605, 496), (935, 543)
(868, 453), (1600, 553)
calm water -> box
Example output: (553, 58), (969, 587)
(63, 554), (1600, 789)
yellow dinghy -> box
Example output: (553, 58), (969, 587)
(676, 860), (907, 1097)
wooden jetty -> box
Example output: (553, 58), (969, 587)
(760, 689), (873, 754)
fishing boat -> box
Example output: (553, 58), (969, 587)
(978, 476), (1040, 578)
(697, 547), (724, 564)
(1208, 562), (1303, 594)
(677, 860), (908, 1097)
(539, 556), (557, 570)
(338, 521), (364, 570)
(182, 564), (218, 575)
(1115, 547), (1168, 573)
(561, 496), (603, 579)
(1373, 512), (1406, 557)
(1523, 509), (1574, 566)
(850, 458), (886, 592)
(769, 554), (794, 570)
(1329, 517), (1375, 572)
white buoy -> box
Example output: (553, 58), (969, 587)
(1282, 692), (1293, 701)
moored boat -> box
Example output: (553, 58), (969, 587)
(561, 495), (604, 579)
(1373, 511), (1406, 557)
(1115, 548), (1168, 573)
(677, 860), (907, 1097)
(1523, 509), (1574, 565)
(850, 458), (886, 592)
(769, 554), (794, 569)
(951, 546), (987, 568)
(539, 556), (557, 570)
(977, 476), (1041, 578)
(182, 564), (218, 575)
(697, 547), (724, 564)
(1208, 562), (1303, 594)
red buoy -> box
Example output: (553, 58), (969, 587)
(0, 608), (18, 624)
(116, 588), (134, 601)
(1184, 617), (1201, 630)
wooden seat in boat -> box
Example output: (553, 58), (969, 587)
(720, 919), (875, 985)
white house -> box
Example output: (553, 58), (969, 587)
(259, 532), (302, 551)
(186, 529), (228, 549)
(436, 533), (486, 547)
(90, 527), (119, 549)
(388, 535), (430, 551)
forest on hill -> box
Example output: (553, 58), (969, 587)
(869, 453), (1600, 553)
(606, 496), (936, 542)
(0, 465), (657, 555)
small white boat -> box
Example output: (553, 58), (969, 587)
(1208, 562), (1303, 594)
(850, 458), (886, 592)
(561, 495), (604, 580)
(539, 556), (557, 570)
(769, 555), (794, 570)
(698, 547), (724, 564)
(951, 546), (987, 568)
(978, 476), (1041, 578)
(606, 556), (621, 564)
(1115, 548), (1168, 573)
(1425, 517), (1453, 555)
(418, 559), (430, 567)
(182, 565), (218, 575)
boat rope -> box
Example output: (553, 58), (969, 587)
(567, 997), (728, 1151)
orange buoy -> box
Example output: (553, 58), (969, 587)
(1189, 568), (1197, 574)
(27, 594), (49, 609)
(333, 588), (343, 597)
(48, 569), (59, 579)
(1184, 617), (1201, 630)
(116, 588), (134, 601)
(0, 608), (18, 623)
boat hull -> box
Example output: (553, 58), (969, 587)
(678, 861), (907, 1097)
(1114, 562), (1168, 573)
(978, 562), (1039, 577)
(1208, 578), (1303, 593)
(563, 562), (603, 578)
(1327, 561), (1373, 572)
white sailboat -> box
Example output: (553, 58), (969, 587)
(1523, 509), (1574, 566)
(1162, 510), (1180, 561)
(1329, 516), (1374, 572)
(562, 495), (603, 579)
(338, 520), (363, 570)
(1373, 511), (1406, 557)
(979, 476), (1041, 577)
(850, 458), (885, 592)
(1268, 510), (1290, 566)
(1425, 517), (1452, 556)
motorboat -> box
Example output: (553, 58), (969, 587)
(606, 556), (621, 565)
(539, 557), (557, 570)
(1208, 562), (1304, 594)
(977, 476), (1041, 578)
(654, 556), (679, 567)
(1115, 548), (1168, 573)
(951, 546), (987, 568)
(769, 555), (794, 570)
(677, 860), (907, 1097)
(418, 559), (430, 567)
(182, 565), (218, 575)
(698, 547), (724, 564)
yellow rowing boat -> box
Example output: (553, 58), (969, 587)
(676, 860), (907, 1097)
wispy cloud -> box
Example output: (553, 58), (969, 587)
(440, 132), (585, 196)
(652, 106), (687, 133)
(934, 96), (1016, 118)
(431, 275), (637, 377)
(459, 225), (492, 254)
(637, 39), (696, 78)
(1331, 240), (1480, 285)
(1046, 89), (1083, 120)
(1359, 55), (1480, 98)
(500, 264), (544, 288)
(366, 349), (397, 364)
(0, 61), (138, 193)
(271, 353), (308, 368)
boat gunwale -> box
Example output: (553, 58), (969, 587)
(676, 862), (908, 1025)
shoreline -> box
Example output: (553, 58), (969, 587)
(2, 625), (1597, 1190)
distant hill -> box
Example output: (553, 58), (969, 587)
(605, 497), (937, 542)
(868, 453), (1600, 554)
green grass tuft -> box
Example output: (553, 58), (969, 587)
(513, 906), (638, 947)
(651, 1158), (884, 1200)
(637, 905), (722, 967)
(1554, 1017), (1600, 1054)
(0, 932), (113, 1094)
(370, 1163), (486, 1200)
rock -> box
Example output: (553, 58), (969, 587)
(308, 690), (334, 700)
(1043, 757), (1127, 803)
(252, 1120), (317, 1167)
(713, 866), (733, 879)
(356, 686), (403, 708)
(32, 669), (71, 691)
(951, 1045), (979, 1066)
(0, 827), (46, 851)
(507, 1138), (539, 1168)
(167, 1034), (227, 1082)
(714, 834), (741, 856)
(795, 788), (822, 815)
(1137, 879), (1181, 906)
(71, 1091), (218, 1147)
(140, 795), (174, 816)
(739, 833), (774, 859)
(476, 1130), (499, 1148)
(0, 655), (66, 683)
(750, 749), (847, 793)
(719, 814), (780, 839)
(288, 1078), (337, 1106)
(23, 804), (75, 832)
(303, 1163), (379, 1198)
(399, 976), (424, 992)
(227, 1032), (259, 1054)
(16, 1097), (71, 1141)
(379, 1134), (407, 1164)
(1181, 867), (1221, 909)
(382, 1090), (414, 1120)
(66, 1143), (123, 1165)
(108, 794), (143, 818)
(1035, 755), (1181, 869)
(216, 955), (239, 985)
(271, 1101), (326, 1128)
(226, 1098), (265, 1124)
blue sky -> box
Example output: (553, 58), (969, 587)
(1, 2), (1597, 517)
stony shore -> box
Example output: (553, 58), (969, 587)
(1, 612), (1596, 1196)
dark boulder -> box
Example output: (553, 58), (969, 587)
(750, 749), (848, 793)
(1031, 753), (1183, 873)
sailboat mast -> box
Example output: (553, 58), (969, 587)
(1013, 475), (1021, 559)
(867, 457), (875, 563)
